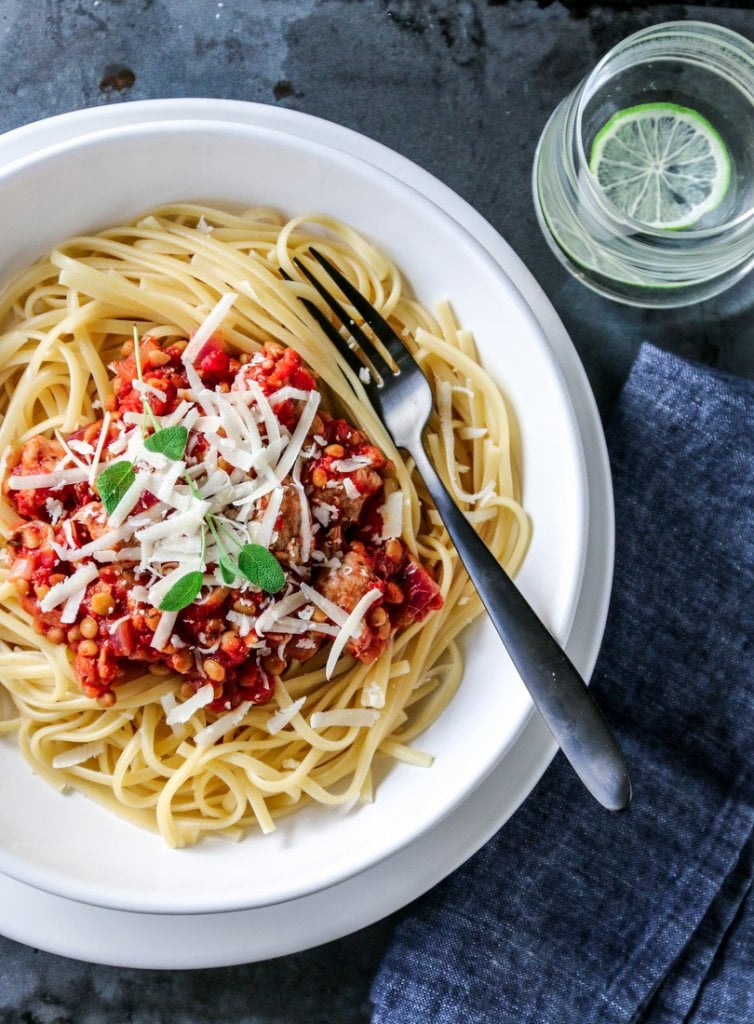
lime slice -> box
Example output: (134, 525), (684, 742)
(589, 102), (730, 230)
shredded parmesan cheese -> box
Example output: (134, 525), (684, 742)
(298, 582), (351, 628)
(108, 470), (151, 527)
(325, 588), (382, 679)
(266, 697), (305, 735)
(52, 740), (105, 769)
(165, 683), (215, 726)
(182, 292), (238, 364)
(291, 458), (311, 564)
(379, 490), (403, 539)
(255, 591), (308, 634)
(45, 498), (64, 524)
(361, 681), (386, 709)
(60, 586), (87, 625)
(88, 410), (111, 485)
(132, 379), (167, 403)
(68, 439), (94, 457)
(53, 526), (132, 562)
(194, 700), (252, 747)
(331, 456), (371, 472)
(342, 476), (360, 501)
(39, 564), (99, 612)
(310, 709), (380, 729)
(8, 467), (90, 490)
(254, 487), (283, 549)
(151, 610), (178, 651)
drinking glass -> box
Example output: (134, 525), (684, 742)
(532, 21), (754, 307)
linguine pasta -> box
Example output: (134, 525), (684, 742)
(0, 205), (529, 847)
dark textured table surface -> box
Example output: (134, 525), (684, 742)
(0, 3), (751, 1022)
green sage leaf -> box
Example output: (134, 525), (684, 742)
(219, 554), (237, 585)
(97, 460), (136, 516)
(158, 570), (204, 612)
(238, 543), (286, 594)
(144, 425), (188, 461)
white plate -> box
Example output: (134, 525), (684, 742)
(0, 703), (561, 968)
(0, 117), (587, 914)
(0, 101), (613, 964)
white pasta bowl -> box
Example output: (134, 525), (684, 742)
(0, 119), (589, 914)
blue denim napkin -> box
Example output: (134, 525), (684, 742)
(370, 344), (754, 1024)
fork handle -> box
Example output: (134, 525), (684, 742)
(409, 440), (631, 811)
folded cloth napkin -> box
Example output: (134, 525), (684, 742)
(370, 343), (754, 1024)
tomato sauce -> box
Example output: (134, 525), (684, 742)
(3, 334), (442, 711)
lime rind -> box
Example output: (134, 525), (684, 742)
(588, 102), (731, 230)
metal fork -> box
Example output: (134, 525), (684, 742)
(292, 247), (632, 811)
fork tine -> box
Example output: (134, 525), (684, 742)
(304, 295), (369, 382)
(292, 256), (392, 381)
(307, 248), (416, 374)
(281, 265), (367, 381)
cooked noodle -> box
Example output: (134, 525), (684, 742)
(0, 205), (529, 846)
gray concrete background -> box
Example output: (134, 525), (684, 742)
(0, 2), (752, 1022)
